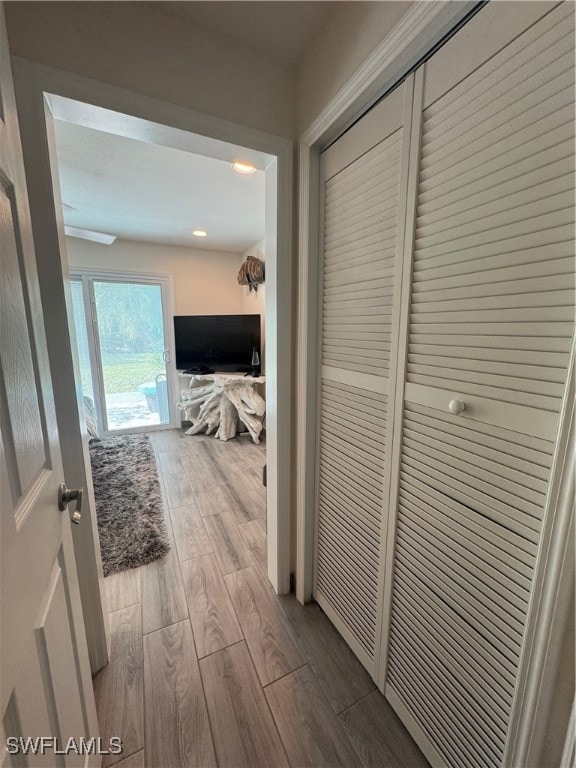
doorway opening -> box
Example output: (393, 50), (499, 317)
(18, 69), (291, 675)
(41, 87), (275, 753)
(14, 62), (292, 689)
(46, 94), (273, 561)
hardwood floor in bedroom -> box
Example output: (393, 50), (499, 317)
(94, 429), (428, 768)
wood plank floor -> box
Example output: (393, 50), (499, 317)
(94, 429), (428, 768)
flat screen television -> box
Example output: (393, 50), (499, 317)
(174, 314), (261, 374)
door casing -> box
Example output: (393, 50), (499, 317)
(11, 57), (294, 682)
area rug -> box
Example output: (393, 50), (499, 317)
(89, 434), (170, 576)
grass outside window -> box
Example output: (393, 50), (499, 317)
(100, 352), (165, 394)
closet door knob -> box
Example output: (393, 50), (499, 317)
(448, 399), (466, 415)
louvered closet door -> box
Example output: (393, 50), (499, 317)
(314, 81), (412, 673)
(383, 3), (575, 767)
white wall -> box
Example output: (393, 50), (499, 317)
(297, 2), (412, 133)
(66, 236), (245, 316)
(238, 238), (266, 370)
(4, 1), (415, 140)
(4, 1), (296, 139)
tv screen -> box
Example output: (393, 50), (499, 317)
(174, 314), (261, 373)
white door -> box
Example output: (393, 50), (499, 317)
(314, 79), (414, 675)
(0, 7), (99, 766)
(382, 3), (575, 766)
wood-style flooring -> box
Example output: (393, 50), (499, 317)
(94, 429), (428, 768)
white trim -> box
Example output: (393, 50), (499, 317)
(309, 152), (325, 609)
(295, 0), (478, 603)
(295, 139), (321, 604)
(12, 57), (293, 613)
(264, 157), (292, 594)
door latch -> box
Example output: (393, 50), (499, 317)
(58, 484), (83, 525)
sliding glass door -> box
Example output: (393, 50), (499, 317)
(70, 272), (174, 433)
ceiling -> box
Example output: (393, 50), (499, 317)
(156, 1), (339, 66)
(51, 2), (345, 253)
(52, 98), (269, 253)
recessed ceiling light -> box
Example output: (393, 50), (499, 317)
(192, 229), (208, 237)
(232, 161), (257, 174)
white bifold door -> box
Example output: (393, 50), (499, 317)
(314, 79), (415, 673)
(314, 2), (575, 766)
(383, 2), (575, 766)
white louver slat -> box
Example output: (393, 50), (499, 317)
(383, 3), (575, 767)
(314, 83), (409, 671)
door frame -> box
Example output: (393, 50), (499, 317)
(70, 268), (178, 434)
(11, 57), (293, 647)
(0, 3), (100, 750)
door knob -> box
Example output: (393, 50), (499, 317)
(448, 399), (466, 415)
(58, 484), (83, 524)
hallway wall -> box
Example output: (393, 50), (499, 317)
(296, 1), (411, 133)
(66, 237), (245, 317)
(4, 1), (296, 139)
(5, 1), (418, 141)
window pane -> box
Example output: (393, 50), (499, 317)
(92, 280), (170, 431)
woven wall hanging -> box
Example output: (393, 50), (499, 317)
(237, 254), (265, 292)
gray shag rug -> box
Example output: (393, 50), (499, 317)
(89, 434), (170, 576)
